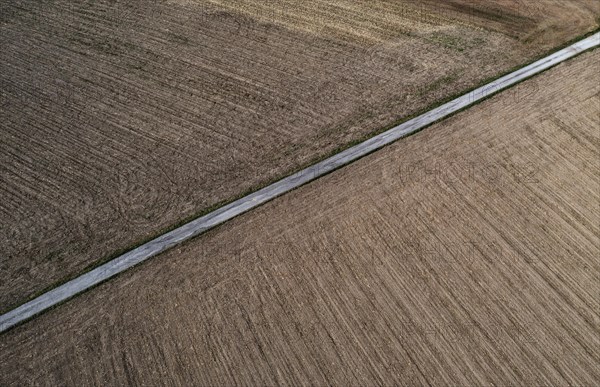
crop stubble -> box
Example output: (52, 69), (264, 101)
(0, 49), (598, 386)
(0, 0), (598, 310)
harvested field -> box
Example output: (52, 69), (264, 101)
(417, 0), (600, 45)
(0, 0), (598, 311)
(1, 49), (599, 386)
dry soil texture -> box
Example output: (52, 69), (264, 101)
(1, 48), (598, 386)
(1, 0), (598, 310)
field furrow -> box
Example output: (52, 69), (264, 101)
(1, 48), (598, 386)
(1, 0), (598, 311)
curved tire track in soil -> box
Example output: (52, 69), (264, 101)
(0, 32), (598, 334)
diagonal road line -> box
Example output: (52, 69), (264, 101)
(1, 32), (598, 334)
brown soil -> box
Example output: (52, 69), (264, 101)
(1, 0), (598, 310)
(1, 49), (598, 386)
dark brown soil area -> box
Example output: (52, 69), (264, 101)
(1, 0), (598, 311)
(1, 49), (598, 386)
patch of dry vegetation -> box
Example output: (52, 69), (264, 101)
(0, 0), (598, 310)
(1, 50), (598, 386)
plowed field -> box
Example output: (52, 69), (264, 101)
(1, 48), (598, 386)
(1, 0), (598, 311)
